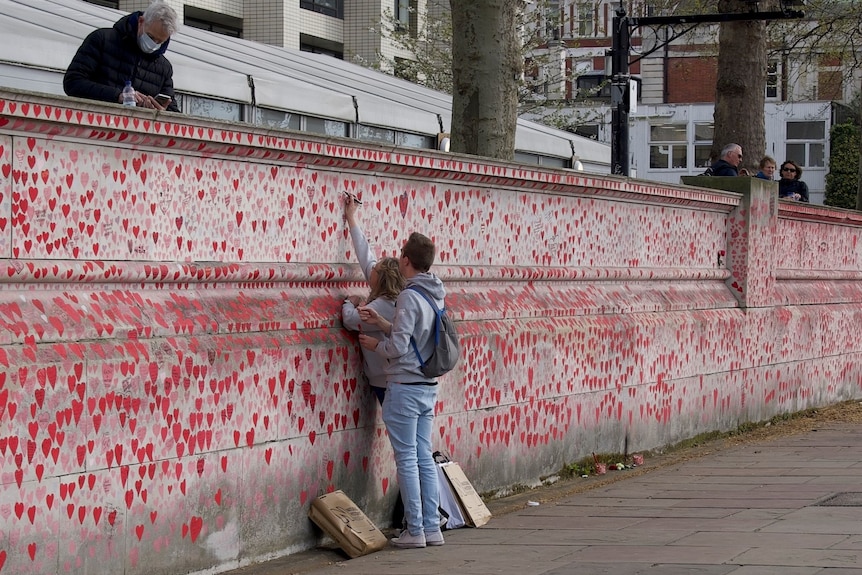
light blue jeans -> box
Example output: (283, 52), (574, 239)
(383, 383), (440, 536)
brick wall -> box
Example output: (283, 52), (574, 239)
(666, 56), (718, 103)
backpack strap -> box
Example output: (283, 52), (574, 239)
(406, 285), (440, 367)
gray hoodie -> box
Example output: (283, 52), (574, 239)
(375, 272), (446, 384)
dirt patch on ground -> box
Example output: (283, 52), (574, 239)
(720, 399), (862, 444)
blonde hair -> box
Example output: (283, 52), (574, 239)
(368, 257), (404, 302)
(759, 155), (776, 169)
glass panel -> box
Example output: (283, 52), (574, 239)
(184, 96), (242, 122)
(576, 75), (610, 99)
(396, 132), (433, 149)
(396, 0), (409, 23)
(575, 124), (599, 140)
(672, 146), (687, 169)
(305, 117), (348, 137)
(766, 61), (778, 98)
(299, 0), (342, 18)
(541, 156), (566, 168)
(649, 145), (670, 168)
(693, 123), (714, 141)
(255, 108), (300, 130)
(305, 116), (326, 135)
(785, 143), (806, 165)
(578, 3), (594, 36)
(357, 125), (395, 144)
(694, 145), (712, 168)
(515, 152), (539, 164)
(787, 121), (825, 140)
(650, 124), (686, 141)
(324, 120), (348, 138)
(808, 143), (825, 167)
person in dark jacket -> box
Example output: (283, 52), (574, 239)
(64, 1), (179, 111)
(778, 160), (809, 202)
(710, 143), (744, 176)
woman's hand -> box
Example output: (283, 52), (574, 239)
(358, 334), (379, 351)
(344, 193), (358, 226)
(357, 305), (381, 325)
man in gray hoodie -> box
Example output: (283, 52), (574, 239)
(358, 232), (445, 549)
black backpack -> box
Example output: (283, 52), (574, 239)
(407, 286), (460, 378)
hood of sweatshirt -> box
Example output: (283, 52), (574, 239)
(374, 272), (447, 383)
(405, 272), (446, 307)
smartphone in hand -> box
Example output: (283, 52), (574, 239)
(155, 94), (171, 107)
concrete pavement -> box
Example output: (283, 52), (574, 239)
(228, 417), (862, 575)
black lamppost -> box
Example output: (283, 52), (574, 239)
(609, 1), (806, 176)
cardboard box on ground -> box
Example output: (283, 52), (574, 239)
(308, 490), (388, 558)
(440, 462), (492, 528)
(309, 465), (491, 558)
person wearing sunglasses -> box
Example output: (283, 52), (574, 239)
(64, 1), (180, 111)
(778, 160), (809, 202)
(710, 143), (744, 176)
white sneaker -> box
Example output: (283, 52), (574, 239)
(391, 530), (426, 549)
(424, 530), (445, 546)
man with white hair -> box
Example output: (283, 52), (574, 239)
(710, 143), (745, 176)
(64, 1), (180, 111)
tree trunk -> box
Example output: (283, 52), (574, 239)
(450, 0), (521, 161)
(711, 0), (767, 174)
(857, 73), (862, 211)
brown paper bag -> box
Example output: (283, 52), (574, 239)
(308, 490), (388, 557)
(441, 463), (492, 527)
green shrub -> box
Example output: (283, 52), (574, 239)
(825, 122), (860, 209)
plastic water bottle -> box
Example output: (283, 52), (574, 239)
(122, 81), (136, 107)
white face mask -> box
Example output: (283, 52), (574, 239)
(138, 31), (163, 54)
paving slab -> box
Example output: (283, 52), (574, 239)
(224, 422), (862, 575)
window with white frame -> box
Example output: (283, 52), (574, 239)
(529, 0), (563, 40)
(785, 121), (825, 167)
(766, 60), (779, 99)
(649, 123), (687, 169)
(577, 3), (594, 36)
(694, 122), (714, 168)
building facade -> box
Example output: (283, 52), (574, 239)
(524, 0), (862, 204)
(88, 0), (425, 68)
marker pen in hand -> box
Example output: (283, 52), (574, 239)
(343, 191), (362, 205)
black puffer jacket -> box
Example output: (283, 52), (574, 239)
(64, 12), (180, 112)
